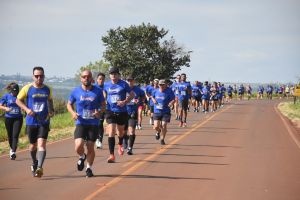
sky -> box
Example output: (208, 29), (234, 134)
(0, 0), (299, 83)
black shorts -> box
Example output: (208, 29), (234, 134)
(193, 96), (201, 102)
(105, 110), (128, 125)
(26, 124), (50, 144)
(179, 99), (189, 110)
(74, 125), (98, 142)
(150, 105), (154, 113)
(153, 112), (171, 123)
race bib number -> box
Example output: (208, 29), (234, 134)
(82, 109), (94, 119)
(9, 107), (20, 114)
(33, 102), (45, 113)
(156, 103), (163, 110)
(110, 95), (121, 103)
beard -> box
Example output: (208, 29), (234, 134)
(84, 81), (92, 87)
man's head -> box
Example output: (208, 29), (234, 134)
(80, 70), (93, 87)
(32, 66), (45, 86)
(158, 79), (167, 90)
(181, 73), (186, 81)
(109, 67), (120, 82)
(97, 72), (105, 86)
(126, 75), (135, 86)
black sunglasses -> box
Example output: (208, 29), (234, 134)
(34, 75), (45, 79)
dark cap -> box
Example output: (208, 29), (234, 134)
(11, 84), (19, 92)
(109, 67), (120, 74)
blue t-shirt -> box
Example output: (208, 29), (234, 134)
(126, 86), (145, 114)
(152, 87), (175, 114)
(0, 93), (23, 118)
(146, 85), (156, 106)
(178, 82), (191, 101)
(104, 80), (132, 113)
(17, 84), (52, 125)
(171, 81), (180, 97)
(202, 86), (210, 100)
(191, 84), (201, 97)
(69, 85), (105, 125)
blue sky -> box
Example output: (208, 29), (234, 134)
(0, 0), (299, 83)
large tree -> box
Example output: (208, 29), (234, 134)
(102, 23), (191, 83)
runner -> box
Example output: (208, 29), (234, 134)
(177, 73), (191, 127)
(151, 79), (175, 145)
(67, 70), (106, 177)
(238, 84), (245, 100)
(171, 75), (181, 120)
(266, 84), (273, 100)
(123, 75), (145, 155)
(227, 85), (233, 102)
(246, 84), (252, 100)
(202, 81), (210, 114)
(257, 85), (264, 99)
(0, 82), (23, 160)
(103, 67), (134, 163)
(191, 80), (201, 112)
(94, 72), (106, 149)
(16, 66), (54, 178)
(210, 82), (218, 112)
(146, 79), (159, 125)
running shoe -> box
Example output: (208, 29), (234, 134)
(77, 154), (86, 171)
(160, 139), (166, 145)
(86, 168), (94, 178)
(127, 148), (133, 155)
(155, 132), (160, 140)
(10, 151), (16, 160)
(179, 121), (183, 127)
(96, 139), (102, 149)
(118, 145), (124, 156)
(107, 154), (115, 163)
(35, 167), (43, 178)
(31, 160), (38, 177)
(183, 122), (187, 127)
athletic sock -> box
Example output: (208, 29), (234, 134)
(30, 149), (37, 163)
(129, 134), (136, 148)
(37, 150), (46, 168)
(108, 137), (115, 155)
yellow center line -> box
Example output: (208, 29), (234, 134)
(168, 135), (177, 141)
(84, 105), (232, 200)
(122, 157), (140, 168)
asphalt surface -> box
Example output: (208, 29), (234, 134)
(1, 99), (300, 200)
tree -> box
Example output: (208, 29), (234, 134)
(75, 60), (110, 81)
(102, 23), (191, 83)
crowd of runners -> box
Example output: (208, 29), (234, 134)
(0, 66), (296, 178)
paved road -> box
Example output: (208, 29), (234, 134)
(1, 100), (300, 200)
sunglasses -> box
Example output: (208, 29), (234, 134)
(34, 75), (45, 79)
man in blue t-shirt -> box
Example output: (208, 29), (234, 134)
(151, 79), (175, 145)
(123, 75), (145, 155)
(67, 70), (106, 177)
(103, 67), (135, 163)
(177, 73), (191, 127)
(16, 66), (54, 178)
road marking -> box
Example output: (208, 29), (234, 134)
(84, 105), (232, 200)
(274, 104), (300, 150)
(168, 135), (177, 141)
(122, 157), (140, 168)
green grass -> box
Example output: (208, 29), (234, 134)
(278, 101), (300, 121)
(0, 112), (74, 142)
